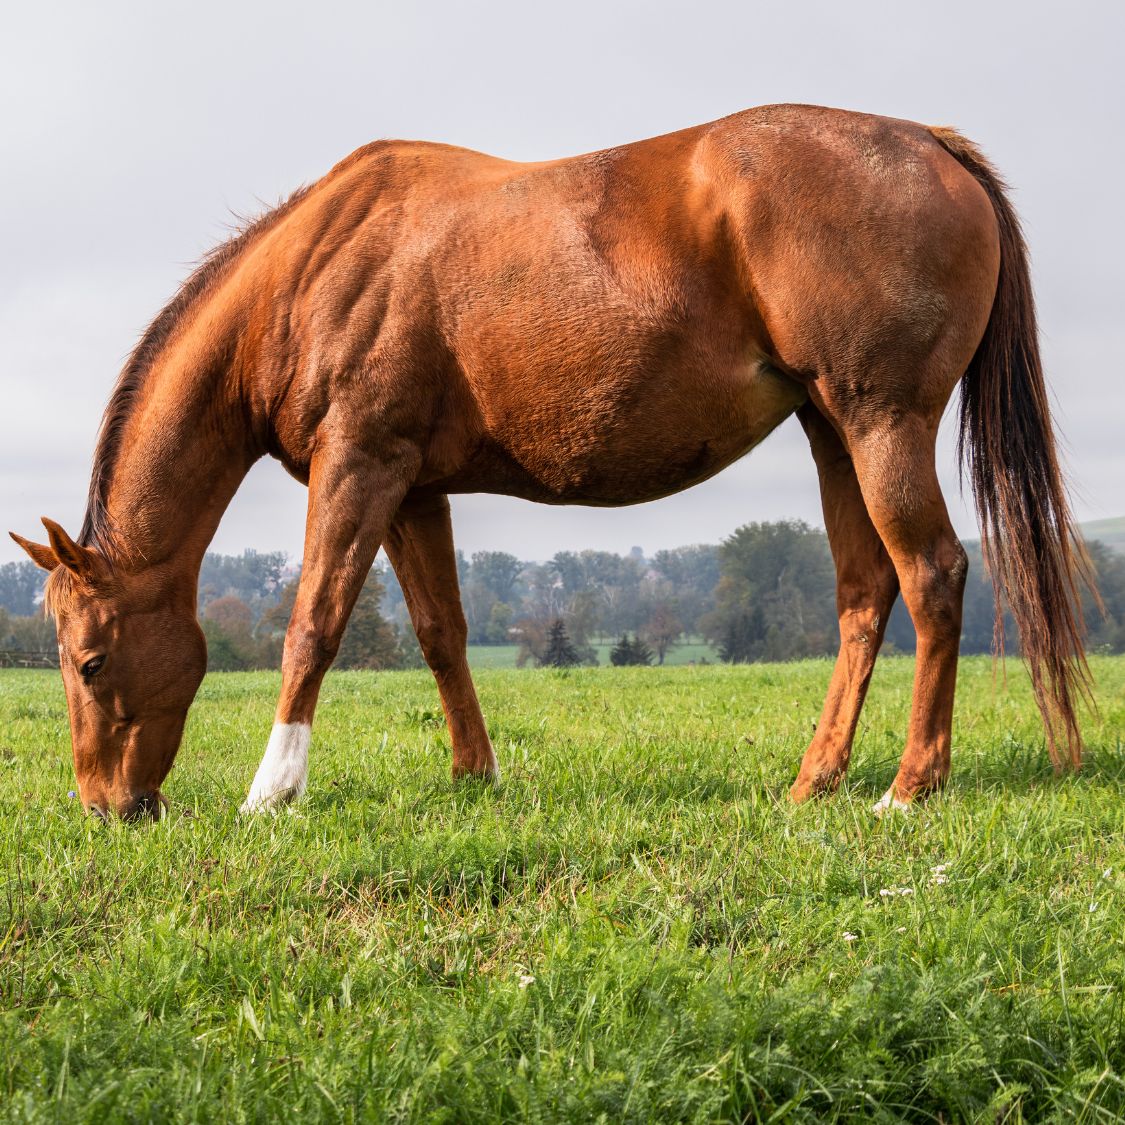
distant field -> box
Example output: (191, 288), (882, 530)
(2, 656), (1124, 1121)
(467, 640), (719, 669)
(1082, 516), (1125, 554)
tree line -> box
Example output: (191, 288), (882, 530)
(2, 522), (1123, 671)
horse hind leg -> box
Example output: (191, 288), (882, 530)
(845, 413), (968, 809)
(384, 494), (499, 781)
(790, 404), (900, 801)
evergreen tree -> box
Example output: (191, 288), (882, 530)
(610, 633), (634, 666)
(335, 570), (403, 670)
(541, 618), (581, 667)
(609, 632), (654, 666)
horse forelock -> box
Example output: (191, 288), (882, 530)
(43, 566), (76, 618)
(78, 183), (315, 560)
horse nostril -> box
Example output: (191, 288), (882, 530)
(122, 793), (164, 823)
(87, 804), (107, 821)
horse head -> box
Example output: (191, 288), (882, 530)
(10, 518), (206, 820)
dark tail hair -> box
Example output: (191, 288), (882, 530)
(930, 126), (1096, 768)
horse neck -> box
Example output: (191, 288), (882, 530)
(98, 325), (263, 583)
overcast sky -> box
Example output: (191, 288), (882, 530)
(2, 0), (1121, 565)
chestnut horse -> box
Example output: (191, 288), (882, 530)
(11, 105), (1090, 821)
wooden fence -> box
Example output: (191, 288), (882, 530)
(0, 650), (59, 669)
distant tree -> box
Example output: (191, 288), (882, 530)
(540, 618), (581, 668)
(0, 561), (44, 616)
(203, 595), (253, 636)
(549, 550), (645, 637)
(2, 611), (55, 653)
(650, 545), (721, 635)
(197, 550), (287, 622)
(200, 595), (258, 671)
(394, 622), (426, 669)
(717, 608), (764, 664)
(201, 619), (253, 671)
(484, 600), (514, 645)
(471, 551), (524, 605)
(549, 551), (590, 598)
(523, 563), (566, 623)
(336, 570), (404, 670)
(641, 598), (682, 664)
(462, 551), (524, 643)
(707, 521), (836, 663)
(259, 578), (298, 651)
(610, 633), (653, 666)
(377, 560), (411, 634)
(255, 569), (405, 670)
(1086, 540), (1125, 652)
(511, 617), (548, 668)
(566, 588), (601, 664)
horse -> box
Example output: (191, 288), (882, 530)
(11, 104), (1091, 821)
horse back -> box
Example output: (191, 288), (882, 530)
(240, 107), (995, 501)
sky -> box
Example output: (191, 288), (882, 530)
(2, 0), (1122, 565)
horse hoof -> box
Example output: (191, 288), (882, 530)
(239, 784), (301, 815)
(872, 787), (912, 816)
(789, 780), (815, 803)
(452, 760), (501, 784)
(789, 773), (840, 803)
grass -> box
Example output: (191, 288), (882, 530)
(1, 655), (1124, 1122)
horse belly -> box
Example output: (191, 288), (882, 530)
(446, 359), (807, 506)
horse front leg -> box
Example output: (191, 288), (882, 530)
(790, 405), (900, 801)
(384, 494), (498, 780)
(241, 444), (418, 812)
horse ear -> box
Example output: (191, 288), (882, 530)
(9, 531), (60, 572)
(40, 518), (107, 582)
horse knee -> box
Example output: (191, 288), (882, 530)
(283, 624), (339, 679)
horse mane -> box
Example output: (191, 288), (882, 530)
(79, 183), (314, 560)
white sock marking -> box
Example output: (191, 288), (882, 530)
(241, 722), (310, 813)
(872, 786), (912, 816)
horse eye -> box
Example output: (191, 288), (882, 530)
(81, 656), (106, 681)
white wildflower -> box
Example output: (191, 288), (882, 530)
(842, 931), (859, 942)
(878, 886), (914, 899)
(518, 973), (536, 989)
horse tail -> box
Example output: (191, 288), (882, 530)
(928, 126), (1095, 768)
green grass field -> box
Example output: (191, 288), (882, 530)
(2, 656), (1124, 1122)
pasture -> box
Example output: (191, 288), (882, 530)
(2, 655), (1124, 1122)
